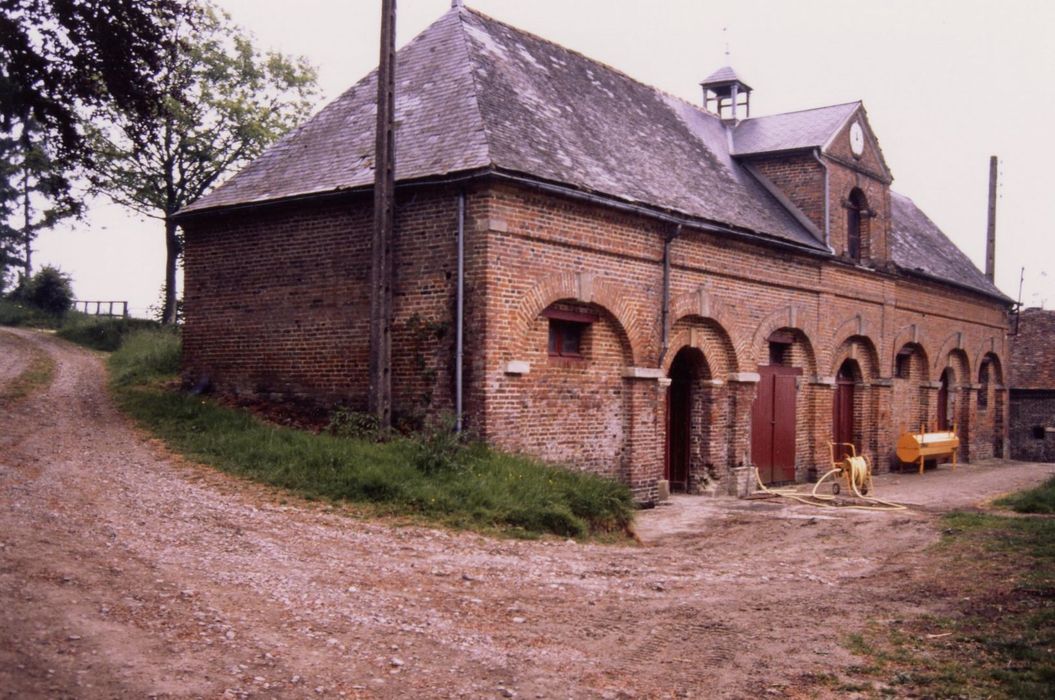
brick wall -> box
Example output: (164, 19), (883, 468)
(181, 175), (1010, 501)
(1009, 308), (1055, 461)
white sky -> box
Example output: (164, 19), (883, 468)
(35, 0), (1055, 317)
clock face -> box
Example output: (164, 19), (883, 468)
(849, 121), (865, 157)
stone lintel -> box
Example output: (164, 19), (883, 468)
(623, 367), (665, 380)
(504, 360), (530, 375)
(728, 372), (760, 384)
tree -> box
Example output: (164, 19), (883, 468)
(0, 0), (186, 163)
(89, 2), (317, 324)
(0, 117), (80, 291)
(23, 264), (73, 314)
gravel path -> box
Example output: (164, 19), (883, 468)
(1, 327), (1051, 699)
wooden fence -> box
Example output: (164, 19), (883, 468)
(72, 300), (129, 318)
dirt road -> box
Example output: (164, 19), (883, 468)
(1, 328), (1051, 699)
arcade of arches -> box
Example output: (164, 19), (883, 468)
(504, 300), (1009, 500)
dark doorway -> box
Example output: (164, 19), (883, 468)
(666, 347), (707, 492)
(937, 368), (952, 430)
(752, 364), (802, 484)
(832, 360), (858, 462)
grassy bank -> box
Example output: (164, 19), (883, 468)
(838, 491), (1055, 698)
(0, 333), (56, 404)
(108, 330), (633, 539)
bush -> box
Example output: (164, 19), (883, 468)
(0, 298), (63, 327)
(412, 414), (470, 475)
(108, 328), (181, 385)
(327, 407), (380, 439)
(23, 265), (73, 315)
(57, 316), (162, 351)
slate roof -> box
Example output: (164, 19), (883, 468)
(732, 102), (859, 156)
(701, 65), (751, 89)
(889, 192), (1009, 300)
(180, 7), (817, 248)
(179, 6), (1007, 302)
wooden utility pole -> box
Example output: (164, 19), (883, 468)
(986, 155), (997, 282)
(369, 0), (397, 429)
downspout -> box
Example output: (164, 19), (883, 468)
(455, 191), (465, 433)
(811, 148), (832, 252)
(658, 225), (682, 366)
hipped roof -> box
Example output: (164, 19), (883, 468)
(180, 6), (1008, 302)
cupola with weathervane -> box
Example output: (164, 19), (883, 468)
(701, 66), (752, 122)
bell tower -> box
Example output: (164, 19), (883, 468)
(701, 66), (752, 122)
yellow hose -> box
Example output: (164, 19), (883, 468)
(753, 459), (907, 511)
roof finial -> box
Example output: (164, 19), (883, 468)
(723, 26), (731, 64)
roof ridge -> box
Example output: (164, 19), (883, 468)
(740, 100), (861, 123)
(453, 8), (494, 167)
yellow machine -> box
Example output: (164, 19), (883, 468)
(895, 424), (959, 474)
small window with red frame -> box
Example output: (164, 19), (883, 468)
(543, 307), (597, 359)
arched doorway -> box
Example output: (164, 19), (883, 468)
(937, 368), (953, 430)
(832, 359), (860, 461)
(666, 347), (708, 492)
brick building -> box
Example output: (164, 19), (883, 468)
(1009, 308), (1055, 461)
(175, 6), (1012, 501)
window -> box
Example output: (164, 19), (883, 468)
(846, 188), (868, 263)
(548, 320), (584, 357)
(1033, 426), (1048, 440)
(543, 307), (597, 359)
(895, 349), (912, 379)
(767, 330), (794, 366)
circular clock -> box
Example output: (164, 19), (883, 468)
(849, 121), (865, 157)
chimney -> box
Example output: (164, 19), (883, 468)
(986, 155), (997, 282)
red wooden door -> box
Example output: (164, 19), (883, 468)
(832, 371), (855, 461)
(752, 365), (801, 484)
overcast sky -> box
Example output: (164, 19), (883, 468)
(35, 0), (1055, 317)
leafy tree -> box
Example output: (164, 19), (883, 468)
(23, 264), (73, 314)
(88, 2), (317, 324)
(0, 118), (80, 292)
(0, 0), (186, 162)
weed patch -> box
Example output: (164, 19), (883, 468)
(107, 329), (181, 385)
(837, 509), (1055, 698)
(996, 475), (1055, 514)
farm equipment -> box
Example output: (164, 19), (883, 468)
(895, 424), (959, 474)
(819, 442), (874, 497)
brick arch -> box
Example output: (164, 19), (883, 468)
(509, 271), (643, 364)
(829, 313), (880, 377)
(934, 331), (971, 382)
(668, 287), (744, 373)
(750, 304), (817, 372)
(973, 339), (1005, 384)
(943, 347), (971, 386)
(664, 317), (740, 376)
(890, 323), (932, 376)
(831, 334), (881, 381)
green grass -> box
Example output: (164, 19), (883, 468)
(838, 509), (1055, 698)
(996, 475), (1055, 514)
(107, 338), (634, 539)
(0, 335), (55, 404)
(107, 328), (181, 385)
(56, 315), (165, 352)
